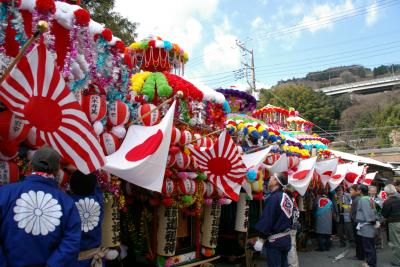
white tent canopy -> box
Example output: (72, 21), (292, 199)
(330, 149), (393, 169)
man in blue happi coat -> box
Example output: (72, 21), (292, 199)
(0, 147), (81, 267)
(68, 170), (104, 267)
(254, 173), (294, 267)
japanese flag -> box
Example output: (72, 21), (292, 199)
(315, 158), (339, 186)
(288, 157), (317, 196)
(344, 162), (364, 188)
(104, 101), (176, 192)
(363, 172), (378, 186)
(265, 153), (288, 174)
(328, 163), (350, 190)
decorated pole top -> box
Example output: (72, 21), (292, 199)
(127, 36), (188, 74)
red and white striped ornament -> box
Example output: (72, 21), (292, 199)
(178, 178), (197, 195)
(265, 153), (280, 165)
(0, 110), (31, 142)
(170, 127), (181, 144)
(99, 132), (121, 156)
(0, 160), (19, 185)
(288, 156), (300, 169)
(166, 153), (176, 168)
(107, 100), (130, 126)
(194, 133), (202, 146)
(138, 103), (161, 126)
(162, 178), (175, 196)
(81, 94), (107, 123)
(179, 130), (192, 146)
(174, 151), (191, 170)
(203, 182), (215, 198)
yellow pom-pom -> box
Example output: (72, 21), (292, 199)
(129, 42), (141, 50)
(183, 52), (189, 61)
(184, 147), (190, 155)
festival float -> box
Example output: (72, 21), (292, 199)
(0, 0), (384, 266)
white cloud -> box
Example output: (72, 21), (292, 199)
(251, 17), (264, 29)
(299, 0), (354, 33)
(202, 17), (241, 73)
(114, 0), (220, 56)
(366, 0), (378, 26)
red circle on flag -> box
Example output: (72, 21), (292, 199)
(207, 157), (232, 176)
(24, 96), (62, 131)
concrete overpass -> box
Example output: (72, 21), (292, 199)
(318, 75), (400, 95)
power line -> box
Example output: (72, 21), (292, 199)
(186, 0), (399, 68)
(202, 48), (400, 87)
(191, 40), (400, 83)
(245, 0), (399, 43)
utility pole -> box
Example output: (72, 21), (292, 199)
(236, 40), (256, 94)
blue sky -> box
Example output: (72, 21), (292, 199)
(115, 0), (400, 90)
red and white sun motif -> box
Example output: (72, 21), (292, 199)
(0, 42), (105, 174)
(188, 131), (246, 201)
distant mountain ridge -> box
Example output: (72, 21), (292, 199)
(273, 64), (400, 90)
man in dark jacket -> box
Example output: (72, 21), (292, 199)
(255, 173), (294, 267)
(0, 147), (81, 267)
(382, 184), (400, 266)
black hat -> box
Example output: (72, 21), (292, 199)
(32, 147), (61, 174)
(69, 170), (97, 196)
(274, 172), (288, 187)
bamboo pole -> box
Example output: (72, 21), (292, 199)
(129, 95), (177, 126)
(184, 128), (224, 146)
(0, 21), (49, 85)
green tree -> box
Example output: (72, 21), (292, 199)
(81, 0), (138, 44)
(258, 85), (340, 131)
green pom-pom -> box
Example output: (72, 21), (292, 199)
(139, 41), (149, 50)
(197, 173), (207, 181)
(142, 86), (155, 101)
(182, 195), (193, 203)
(157, 256), (166, 266)
(158, 84), (173, 97)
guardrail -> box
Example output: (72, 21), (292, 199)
(318, 75), (400, 94)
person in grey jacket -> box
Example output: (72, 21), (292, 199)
(350, 184), (365, 261)
(356, 184), (378, 267)
(314, 190), (334, 251)
(334, 186), (353, 247)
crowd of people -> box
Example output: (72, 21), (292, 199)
(253, 173), (400, 267)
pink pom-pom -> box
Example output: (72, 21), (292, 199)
(204, 198), (213, 206)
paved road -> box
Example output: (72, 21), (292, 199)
(215, 241), (394, 267)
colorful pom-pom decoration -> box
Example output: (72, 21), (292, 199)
(246, 168), (257, 182)
(74, 9), (91, 26)
(101, 28), (113, 42)
(35, 0), (56, 14)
